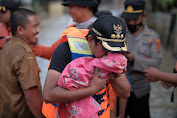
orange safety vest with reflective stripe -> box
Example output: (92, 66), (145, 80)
(42, 27), (110, 118)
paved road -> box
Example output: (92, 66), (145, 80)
(37, 13), (177, 118)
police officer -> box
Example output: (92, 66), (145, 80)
(121, 0), (162, 118)
(0, 8), (44, 118)
(0, 0), (19, 51)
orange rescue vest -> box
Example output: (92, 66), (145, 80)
(42, 27), (111, 118)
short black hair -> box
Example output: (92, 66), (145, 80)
(90, 0), (101, 15)
(90, 5), (99, 15)
(85, 29), (99, 45)
(10, 8), (36, 36)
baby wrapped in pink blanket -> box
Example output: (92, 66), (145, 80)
(57, 52), (127, 118)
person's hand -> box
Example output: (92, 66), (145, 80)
(144, 67), (160, 82)
(109, 71), (125, 80)
(160, 81), (174, 89)
(109, 73), (118, 80)
(2, 36), (11, 44)
(89, 68), (109, 93)
(122, 52), (134, 62)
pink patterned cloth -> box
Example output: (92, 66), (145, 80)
(57, 52), (127, 118)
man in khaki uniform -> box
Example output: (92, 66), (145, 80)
(0, 8), (45, 118)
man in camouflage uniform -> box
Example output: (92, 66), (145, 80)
(121, 0), (162, 118)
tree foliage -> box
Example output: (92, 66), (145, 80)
(146, 0), (177, 11)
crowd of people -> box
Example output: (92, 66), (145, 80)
(0, 0), (176, 118)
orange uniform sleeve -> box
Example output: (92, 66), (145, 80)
(31, 34), (68, 60)
(31, 43), (56, 60)
(31, 26), (88, 60)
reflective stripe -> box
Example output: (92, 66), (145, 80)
(68, 37), (93, 60)
(68, 37), (92, 55)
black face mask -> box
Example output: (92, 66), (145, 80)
(127, 22), (143, 33)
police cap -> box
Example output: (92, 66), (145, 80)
(121, 0), (145, 20)
(62, 0), (100, 7)
(0, 0), (19, 12)
(91, 15), (128, 52)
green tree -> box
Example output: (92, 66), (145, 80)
(147, 0), (177, 11)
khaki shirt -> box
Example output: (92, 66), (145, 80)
(125, 24), (162, 98)
(0, 36), (42, 118)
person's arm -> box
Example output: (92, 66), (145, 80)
(123, 52), (134, 62)
(30, 41), (58, 60)
(43, 68), (109, 104)
(118, 98), (127, 118)
(109, 73), (130, 99)
(144, 67), (177, 85)
(160, 81), (174, 89)
(24, 86), (45, 118)
(31, 28), (72, 60)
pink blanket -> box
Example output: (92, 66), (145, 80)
(57, 52), (127, 118)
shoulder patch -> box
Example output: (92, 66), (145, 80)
(155, 39), (161, 53)
(22, 44), (32, 52)
(146, 38), (152, 42)
(27, 57), (34, 60)
(147, 28), (160, 37)
(145, 30), (150, 34)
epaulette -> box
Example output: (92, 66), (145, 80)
(21, 43), (32, 53)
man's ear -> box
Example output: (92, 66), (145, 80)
(87, 35), (94, 42)
(87, 35), (94, 47)
(17, 26), (23, 35)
